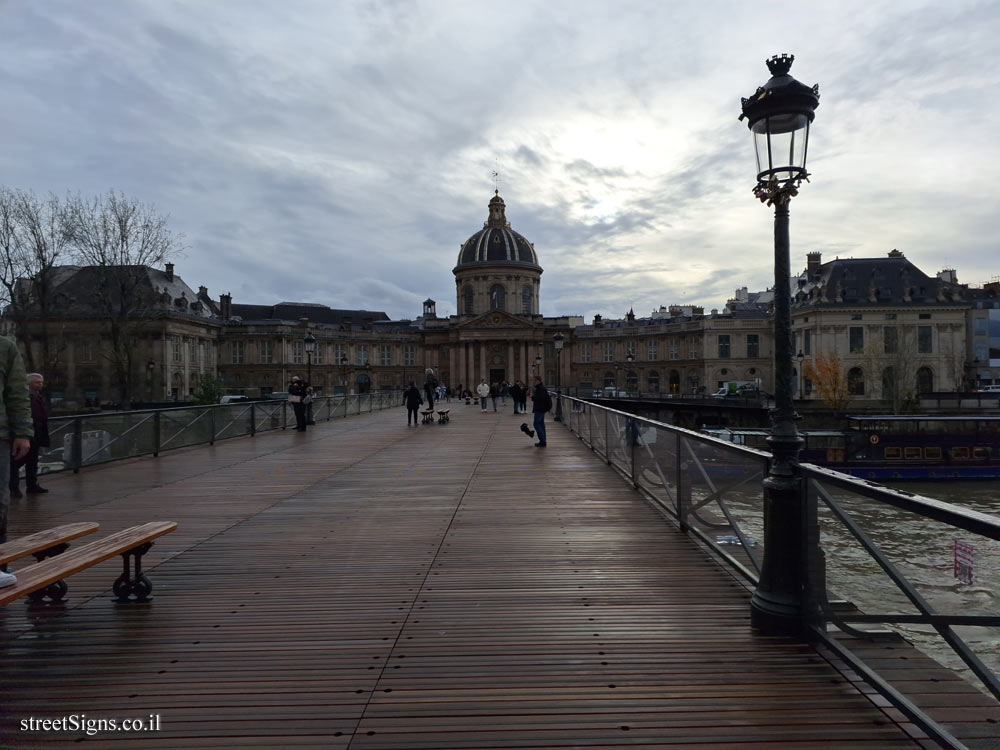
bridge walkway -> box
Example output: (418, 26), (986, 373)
(0, 401), (971, 748)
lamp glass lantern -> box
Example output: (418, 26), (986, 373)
(740, 54), (819, 188)
(303, 332), (316, 354)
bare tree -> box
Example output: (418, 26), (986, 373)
(64, 190), (180, 404)
(0, 187), (70, 372)
(804, 352), (850, 414)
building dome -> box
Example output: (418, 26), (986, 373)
(455, 192), (541, 271)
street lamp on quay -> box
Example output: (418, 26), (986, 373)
(303, 332), (316, 424)
(339, 354), (350, 418)
(533, 354), (542, 377)
(797, 350), (805, 401)
(553, 332), (564, 421)
(740, 53), (820, 636)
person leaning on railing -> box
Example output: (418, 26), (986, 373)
(0, 336), (34, 588)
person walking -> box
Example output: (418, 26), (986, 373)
(288, 376), (310, 431)
(530, 375), (551, 447)
(403, 382), (423, 426)
(476, 380), (490, 412)
(500, 381), (509, 406)
(423, 369), (438, 409)
(510, 381), (523, 414)
(9, 372), (49, 498)
(0, 337), (34, 589)
(517, 380), (529, 415)
(489, 382), (499, 412)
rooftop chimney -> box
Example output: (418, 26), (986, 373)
(165, 262), (174, 282)
(806, 252), (822, 278)
(593, 314), (602, 328)
(219, 293), (232, 321)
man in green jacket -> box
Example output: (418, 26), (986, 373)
(0, 336), (33, 588)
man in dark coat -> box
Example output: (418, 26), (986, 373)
(530, 376), (551, 447)
(10, 372), (48, 497)
(403, 382), (423, 426)
(288, 376), (310, 431)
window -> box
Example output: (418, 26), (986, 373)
(884, 447), (902, 460)
(334, 343), (347, 364)
(883, 326), (898, 354)
(904, 447), (921, 460)
(313, 343), (323, 364)
(851, 314), (863, 321)
(689, 340), (698, 358)
(919, 313), (931, 319)
(804, 329), (811, 355)
(489, 284), (505, 311)
(625, 341), (636, 359)
(973, 447), (989, 459)
(357, 344), (369, 366)
(951, 446), (970, 459)
(849, 327), (864, 353)
(647, 371), (660, 392)
(718, 334), (731, 359)
(188, 339), (196, 361)
(918, 326), (932, 353)
(626, 371), (638, 391)
(669, 340), (678, 360)
(916, 366), (933, 393)
(80, 339), (96, 362)
(847, 367), (865, 395)
(292, 341), (303, 364)
(924, 447), (942, 460)
(580, 342), (591, 363)
(231, 341), (245, 365)
(647, 339), (658, 361)
(521, 287), (532, 314)
(172, 337), (182, 362)
(260, 340), (273, 364)
(464, 287), (474, 314)
(885, 313), (897, 320)
(603, 342), (614, 363)
(380, 345), (391, 366)
(746, 334), (759, 359)
(404, 345), (415, 366)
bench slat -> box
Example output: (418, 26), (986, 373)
(0, 521), (177, 605)
(0, 523), (101, 565)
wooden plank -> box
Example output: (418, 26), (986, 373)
(0, 522), (100, 565)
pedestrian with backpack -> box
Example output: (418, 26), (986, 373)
(520, 375), (551, 447)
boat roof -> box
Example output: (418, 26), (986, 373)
(848, 415), (1000, 422)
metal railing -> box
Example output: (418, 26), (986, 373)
(559, 393), (1000, 749)
(37, 394), (399, 475)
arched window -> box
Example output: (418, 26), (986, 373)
(489, 284), (505, 311)
(916, 367), (934, 394)
(882, 367), (896, 402)
(521, 287), (532, 314)
(668, 369), (680, 393)
(848, 367), (865, 396)
(647, 370), (660, 393)
(463, 286), (474, 314)
(603, 371), (615, 388)
(626, 370), (638, 392)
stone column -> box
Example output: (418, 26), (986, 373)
(466, 342), (473, 389)
(521, 341), (528, 382)
(507, 340), (514, 382)
(479, 341), (487, 384)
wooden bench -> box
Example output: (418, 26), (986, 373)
(437, 409), (450, 423)
(1, 523), (101, 601)
(0, 521), (178, 606)
(420, 409), (435, 424)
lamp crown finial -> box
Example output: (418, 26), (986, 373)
(766, 53), (794, 76)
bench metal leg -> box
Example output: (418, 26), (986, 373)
(26, 542), (73, 602)
(113, 542), (155, 603)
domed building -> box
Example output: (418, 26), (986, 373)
(418, 191), (576, 392)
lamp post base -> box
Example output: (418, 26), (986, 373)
(553, 389), (563, 422)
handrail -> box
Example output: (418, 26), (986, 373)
(39, 393), (399, 474)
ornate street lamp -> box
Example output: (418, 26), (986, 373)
(553, 332), (564, 421)
(303, 332), (316, 424)
(626, 352), (635, 396)
(534, 354), (542, 377)
(339, 354), (349, 418)
(797, 350), (805, 401)
(740, 54), (820, 636)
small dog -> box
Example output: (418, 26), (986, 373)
(520, 423), (535, 438)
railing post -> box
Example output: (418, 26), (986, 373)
(628, 417), (637, 487)
(676, 432), (689, 532)
(604, 408), (610, 464)
(282, 401), (288, 430)
(250, 402), (256, 437)
(71, 417), (83, 473)
(152, 412), (161, 457)
(209, 407), (216, 445)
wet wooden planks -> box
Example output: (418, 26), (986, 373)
(0, 404), (990, 748)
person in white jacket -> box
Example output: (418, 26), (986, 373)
(476, 380), (490, 412)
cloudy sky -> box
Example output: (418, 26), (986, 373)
(2, 1), (998, 321)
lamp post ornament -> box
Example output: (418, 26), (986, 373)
(740, 54), (821, 637)
(553, 332), (564, 421)
(303, 332), (316, 424)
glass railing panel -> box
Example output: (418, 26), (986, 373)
(213, 403), (254, 441)
(72, 411), (158, 467)
(159, 407), (214, 450)
(36, 419), (76, 476)
(254, 401), (285, 433)
(807, 471), (1000, 696)
(605, 410), (631, 475)
(589, 406), (605, 458)
(633, 420), (679, 515)
(680, 432), (767, 576)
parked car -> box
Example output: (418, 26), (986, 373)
(267, 391), (290, 400)
(219, 395), (251, 404)
(981, 385), (1000, 393)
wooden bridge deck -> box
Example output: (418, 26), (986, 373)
(1, 402), (995, 748)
